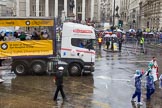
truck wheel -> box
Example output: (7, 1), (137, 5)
(13, 61), (29, 75)
(31, 60), (46, 75)
(68, 63), (81, 76)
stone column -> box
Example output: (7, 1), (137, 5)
(16, 0), (19, 16)
(82, 0), (85, 21)
(159, 17), (162, 30)
(73, 0), (77, 20)
(55, 0), (58, 18)
(45, 0), (49, 17)
(36, 0), (39, 17)
(64, 0), (67, 17)
(91, 0), (94, 21)
(159, 2), (162, 30)
(98, 0), (101, 22)
(26, 0), (30, 17)
(115, 17), (119, 26)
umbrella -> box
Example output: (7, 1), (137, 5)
(0, 27), (13, 33)
(111, 34), (117, 37)
(5, 29), (13, 32)
(129, 29), (136, 32)
(143, 32), (148, 34)
(104, 34), (110, 37)
(149, 32), (154, 35)
(122, 31), (126, 34)
(0, 78), (4, 83)
(15, 26), (20, 31)
(117, 29), (123, 32)
(104, 31), (112, 35)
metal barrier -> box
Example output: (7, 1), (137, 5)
(126, 36), (162, 45)
(123, 36), (162, 54)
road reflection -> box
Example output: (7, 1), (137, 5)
(0, 74), (95, 108)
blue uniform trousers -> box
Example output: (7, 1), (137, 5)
(132, 90), (141, 102)
(146, 88), (155, 100)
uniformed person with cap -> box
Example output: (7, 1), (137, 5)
(53, 66), (66, 101)
(145, 64), (155, 101)
(131, 70), (143, 106)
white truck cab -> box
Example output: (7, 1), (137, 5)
(61, 22), (96, 75)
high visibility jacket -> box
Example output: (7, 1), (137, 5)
(98, 38), (102, 43)
(140, 37), (144, 44)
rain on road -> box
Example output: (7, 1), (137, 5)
(0, 45), (162, 108)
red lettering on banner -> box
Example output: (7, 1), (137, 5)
(73, 29), (93, 33)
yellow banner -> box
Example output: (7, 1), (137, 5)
(0, 40), (53, 57)
(0, 20), (54, 27)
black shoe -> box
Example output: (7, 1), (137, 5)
(53, 99), (59, 101)
(146, 98), (151, 101)
(63, 98), (68, 102)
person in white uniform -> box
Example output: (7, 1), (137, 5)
(150, 57), (158, 82)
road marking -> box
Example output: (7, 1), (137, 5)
(96, 76), (148, 84)
(96, 76), (110, 80)
(95, 76), (131, 82)
(127, 60), (150, 63)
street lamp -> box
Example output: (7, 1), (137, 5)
(113, 0), (115, 27)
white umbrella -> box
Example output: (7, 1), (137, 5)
(15, 26), (20, 31)
(117, 29), (123, 32)
(0, 29), (5, 33)
(129, 29), (136, 32)
(111, 34), (117, 37)
(122, 31), (126, 34)
(0, 78), (4, 83)
(149, 32), (154, 35)
(104, 34), (110, 37)
(0, 28), (13, 33)
(5, 29), (13, 32)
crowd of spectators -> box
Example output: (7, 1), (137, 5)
(0, 28), (49, 41)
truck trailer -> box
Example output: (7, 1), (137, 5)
(0, 17), (96, 76)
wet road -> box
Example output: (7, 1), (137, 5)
(0, 44), (162, 108)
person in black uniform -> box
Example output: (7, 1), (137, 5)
(106, 38), (110, 50)
(111, 37), (114, 51)
(118, 37), (124, 52)
(53, 66), (66, 101)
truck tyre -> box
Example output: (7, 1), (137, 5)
(13, 61), (29, 75)
(31, 60), (46, 75)
(68, 63), (82, 76)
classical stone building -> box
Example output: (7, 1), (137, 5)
(99, 0), (120, 26)
(140, 0), (161, 31)
(0, 2), (6, 16)
(100, 0), (110, 23)
(0, 0), (16, 16)
(114, 0), (120, 26)
(15, 0), (100, 23)
(120, 0), (141, 30)
(115, 0), (162, 31)
(129, 0), (141, 29)
(120, 0), (130, 29)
